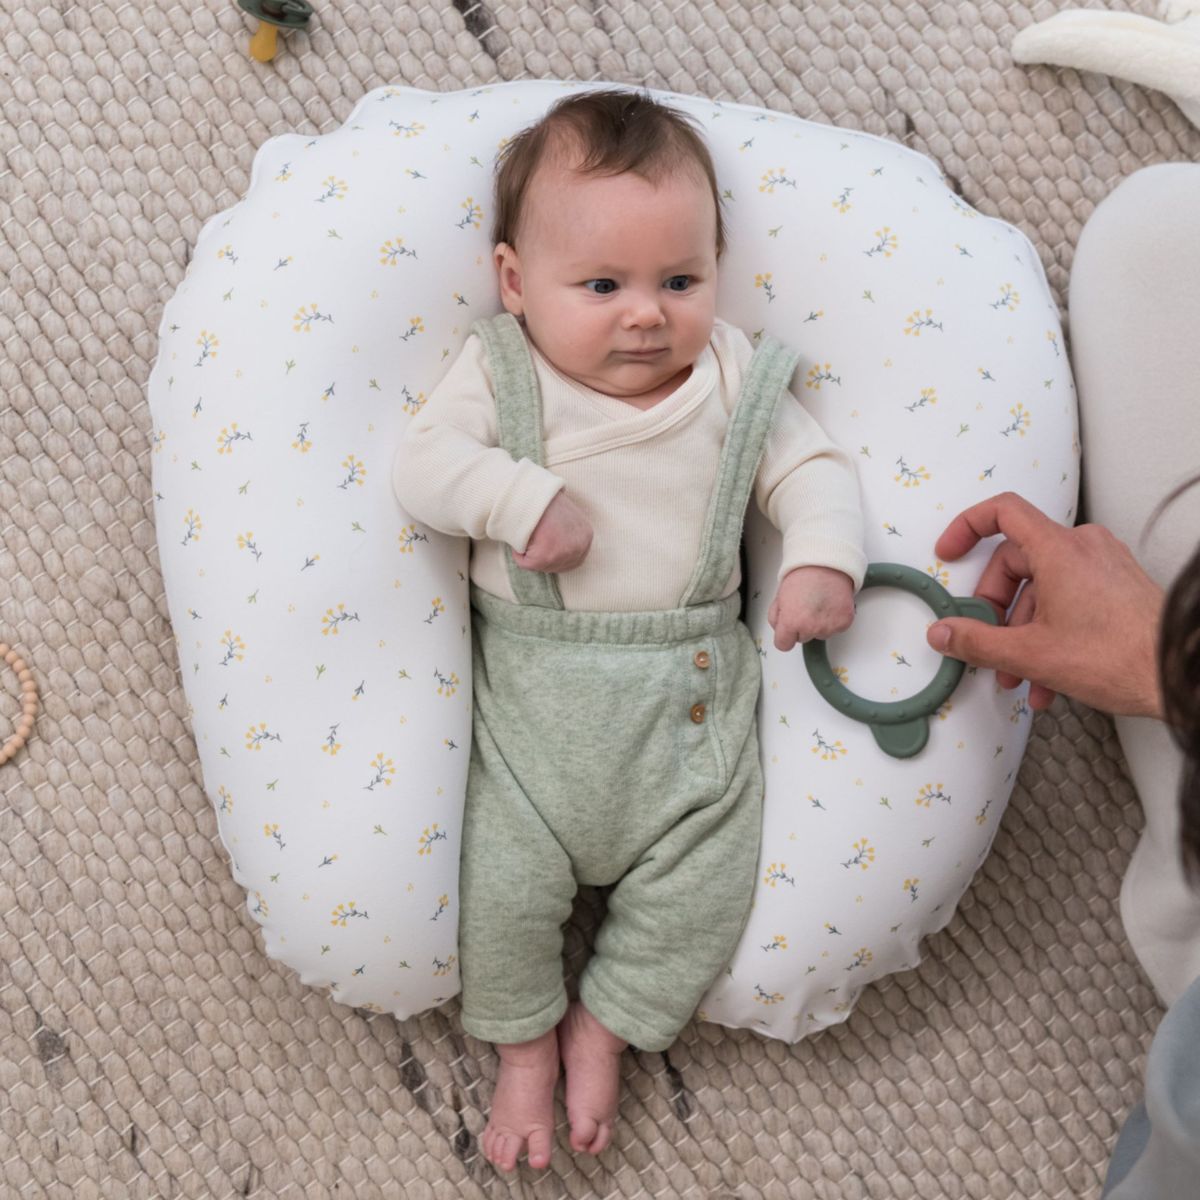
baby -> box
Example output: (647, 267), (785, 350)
(392, 89), (867, 1173)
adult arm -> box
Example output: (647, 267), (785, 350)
(924, 491), (1166, 719)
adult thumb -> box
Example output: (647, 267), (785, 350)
(926, 616), (1036, 678)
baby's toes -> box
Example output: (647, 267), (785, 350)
(487, 1131), (520, 1173)
(583, 1120), (612, 1156)
(569, 1112), (601, 1154)
(526, 1125), (553, 1170)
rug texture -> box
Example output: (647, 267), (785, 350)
(1, 0), (1198, 1197)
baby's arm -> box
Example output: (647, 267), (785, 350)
(511, 490), (593, 573)
(753, 379), (867, 650)
(392, 335), (565, 553)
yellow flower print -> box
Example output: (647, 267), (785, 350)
(381, 236), (418, 265)
(293, 303), (334, 332)
(1000, 403), (1031, 438)
(754, 272), (777, 303)
(989, 283), (1020, 311)
(399, 316), (424, 342)
(401, 386), (426, 415)
(759, 167), (797, 193)
(331, 899), (369, 927)
(915, 783), (951, 807)
(805, 362), (841, 389)
(904, 877), (920, 903)
(832, 186), (853, 213)
(926, 561), (949, 587)
(216, 422), (251, 455)
(182, 508), (202, 545)
(811, 729), (848, 760)
(846, 947), (874, 970)
(264, 822), (285, 850)
(316, 176), (348, 203)
(418, 824), (448, 857)
(398, 524), (430, 554)
(219, 628), (246, 666)
(236, 531), (262, 561)
(903, 309), (944, 336)
(905, 387), (937, 412)
(339, 453), (367, 489)
(865, 227), (898, 258)
(434, 668), (459, 697)
(195, 329), (219, 366)
(763, 862), (796, 888)
(753, 986), (785, 1005)
(841, 838), (875, 870)
(893, 457), (931, 487)
(245, 721), (282, 751)
(322, 603), (361, 636)
(456, 197), (484, 230)
(366, 752), (396, 790)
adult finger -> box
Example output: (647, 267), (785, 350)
(971, 538), (1035, 623)
(934, 491), (1065, 562)
(926, 613), (1043, 680)
(996, 580), (1037, 689)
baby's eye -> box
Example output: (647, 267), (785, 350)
(584, 279), (617, 294)
(665, 275), (692, 292)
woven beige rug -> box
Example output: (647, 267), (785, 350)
(2, 1), (1198, 1196)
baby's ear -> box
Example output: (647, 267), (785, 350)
(493, 242), (524, 317)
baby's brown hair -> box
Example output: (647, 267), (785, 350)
(492, 88), (727, 257)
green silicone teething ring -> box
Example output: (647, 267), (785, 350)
(801, 561), (998, 760)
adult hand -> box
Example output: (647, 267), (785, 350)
(511, 489), (594, 574)
(925, 491), (1166, 719)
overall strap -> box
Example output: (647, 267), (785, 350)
(471, 313), (565, 610)
(678, 334), (802, 608)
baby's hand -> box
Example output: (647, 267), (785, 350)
(512, 490), (594, 573)
(767, 566), (856, 651)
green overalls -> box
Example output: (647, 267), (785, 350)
(458, 313), (801, 1052)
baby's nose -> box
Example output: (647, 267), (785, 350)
(623, 291), (666, 326)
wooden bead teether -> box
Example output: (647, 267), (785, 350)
(0, 642), (37, 766)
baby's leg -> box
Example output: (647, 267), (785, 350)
(483, 1029), (560, 1172)
(562, 730), (763, 1149)
(555, 1000), (627, 1155)
(460, 715), (578, 1172)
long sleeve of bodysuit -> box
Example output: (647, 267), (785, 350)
(391, 333), (565, 553)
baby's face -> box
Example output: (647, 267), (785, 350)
(494, 158), (718, 401)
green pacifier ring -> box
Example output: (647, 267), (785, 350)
(801, 561), (998, 760)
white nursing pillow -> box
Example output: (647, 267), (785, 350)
(148, 80), (1077, 1039)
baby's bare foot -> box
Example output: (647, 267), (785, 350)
(482, 1027), (560, 1173)
(557, 1001), (627, 1156)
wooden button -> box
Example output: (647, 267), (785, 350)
(690, 703), (706, 724)
(693, 650), (711, 669)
